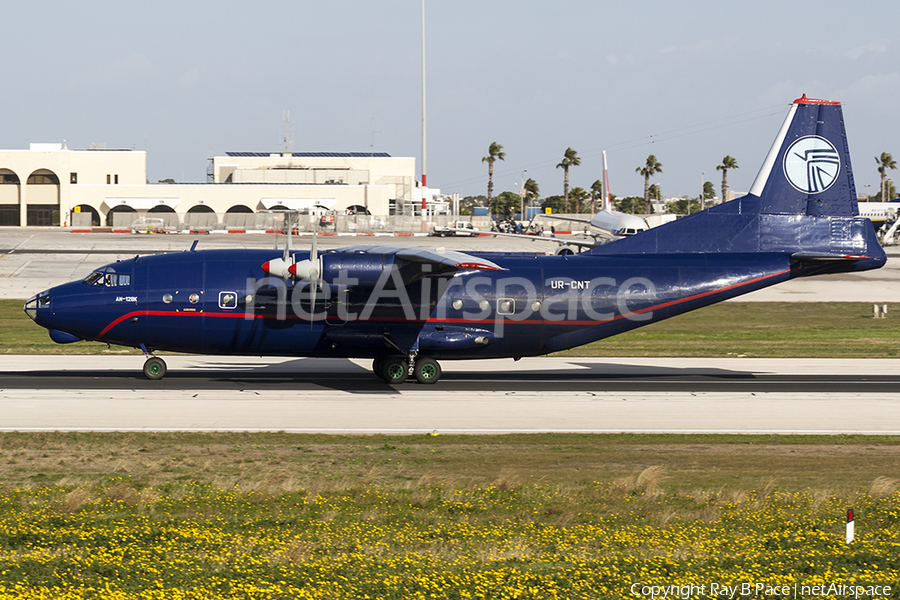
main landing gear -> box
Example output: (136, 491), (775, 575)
(373, 355), (442, 384)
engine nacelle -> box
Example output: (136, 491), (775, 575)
(318, 252), (400, 287)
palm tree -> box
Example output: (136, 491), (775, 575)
(590, 179), (603, 213)
(569, 187), (589, 214)
(556, 148), (581, 213)
(702, 181), (716, 206)
(523, 178), (540, 211)
(716, 155), (739, 204)
(876, 152), (897, 202)
(482, 142), (505, 209)
(636, 155), (663, 214)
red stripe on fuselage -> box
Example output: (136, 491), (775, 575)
(96, 269), (790, 338)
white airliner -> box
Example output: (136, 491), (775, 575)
(540, 151), (651, 240)
(856, 201), (899, 226)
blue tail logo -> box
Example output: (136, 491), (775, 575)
(783, 136), (841, 193)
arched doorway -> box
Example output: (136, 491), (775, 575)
(26, 170), (60, 226)
(106, 204), (137, 228)
(185, 204), (217, 232)
(148, 204), (179, 231)
(224, 204), (254, 232)
(71, 204), (101, 227)
(0, 169), (20, 226)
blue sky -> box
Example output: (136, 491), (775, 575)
(3, 0), (898, 200)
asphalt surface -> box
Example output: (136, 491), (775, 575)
(2, 229), (899, 434)
(1, 359), (898, 394)
(2, 356), (900, 434)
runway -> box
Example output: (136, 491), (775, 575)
(3, 356), (900, 434)
(3, 230), (899, 435)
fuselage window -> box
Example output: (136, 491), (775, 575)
(105, 274), (117, 287)
(119, 274), (131, 286)
(219, 291), (237, 309)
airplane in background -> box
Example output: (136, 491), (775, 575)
(537, 151), (652, 241)
(25, 95), (886, 384)
(465, 151), (664, 255)
(857, 201), (899, 228)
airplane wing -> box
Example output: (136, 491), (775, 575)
(330, 245), (506, 271)
(485, 230), (602, 247)
(538, 214), (593, 225)
(530, 214), (618, 241)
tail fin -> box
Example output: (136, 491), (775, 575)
(749, 94), (857, 217)
(587, 95), (884, 268)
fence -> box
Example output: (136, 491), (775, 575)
(97, 212), (499, 234)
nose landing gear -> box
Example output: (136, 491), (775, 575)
(142, 356), (167, 380)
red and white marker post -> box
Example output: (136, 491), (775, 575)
(846, 509), (855, 544)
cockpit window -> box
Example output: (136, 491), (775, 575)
(83, 272), (104, 286)
(83, 267), (132, 287)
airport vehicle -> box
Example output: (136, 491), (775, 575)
(129, 217), (166, 234)
(25, 96), (886, 384)
(432, 221), (480, 237)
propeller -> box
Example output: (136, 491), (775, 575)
(260, 212), (296, 278)
(289, 227), (323, 323)
(260, 212), (325, 324)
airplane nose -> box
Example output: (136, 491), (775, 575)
(23, 292), (50, 323)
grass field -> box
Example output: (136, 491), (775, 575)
(3, 299), (900, 358)
(0, 433), (899, 598)
(4, 298), (900, 598)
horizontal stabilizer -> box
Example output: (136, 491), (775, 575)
(790, 251), (877, 261)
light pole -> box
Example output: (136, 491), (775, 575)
(864, 184), (871, 201)
(700, 172), (706, 212)
(519, 170), (528, 220)
(420, 0), (428, 232)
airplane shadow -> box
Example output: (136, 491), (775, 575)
(1, 358), (761, 395)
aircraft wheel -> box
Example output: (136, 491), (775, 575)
(143, 356), (167, 380)
(372, 357), (386, 381)
(414, 357), (441, 384)
(381, 357), (409, 384)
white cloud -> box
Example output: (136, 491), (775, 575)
(846, 41), (889, 60)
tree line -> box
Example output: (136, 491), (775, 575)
(468, 144), (898, 218)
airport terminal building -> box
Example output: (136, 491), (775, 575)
(0, 143), (417, 230)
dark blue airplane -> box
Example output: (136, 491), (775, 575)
(25, 96), (886, 384)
